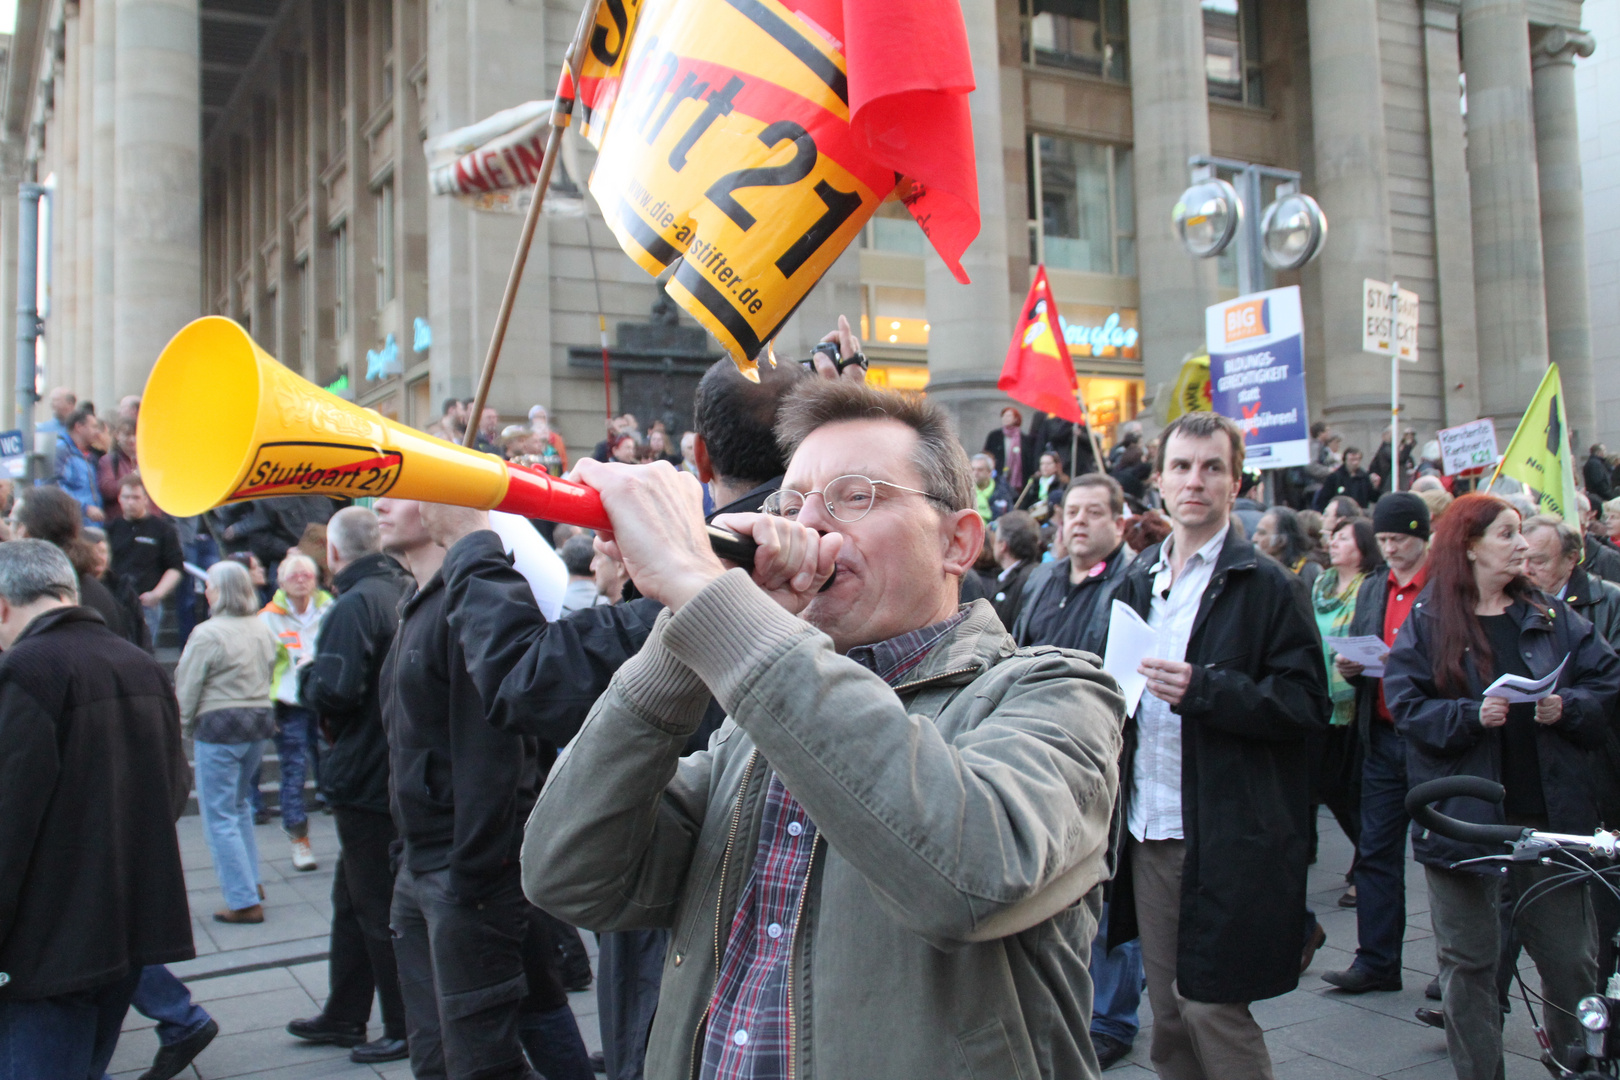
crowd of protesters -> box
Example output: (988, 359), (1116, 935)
(7, 332), (1620, 1080)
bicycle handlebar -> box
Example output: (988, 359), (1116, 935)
(1404, 776), (1527, 846)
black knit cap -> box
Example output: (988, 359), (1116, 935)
(1372, 492), (1430, 540)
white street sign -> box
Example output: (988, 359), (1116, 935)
(1436, 418), (1500, 476)
(1362, 278), (1419, 361)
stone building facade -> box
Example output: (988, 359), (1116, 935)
(0, 0), (1598, 464)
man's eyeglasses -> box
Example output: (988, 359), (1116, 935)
(762, 474), (948, 523)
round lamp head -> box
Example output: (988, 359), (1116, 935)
(1173, 179), (1241, 259)
(1260, 191), (1327, 270)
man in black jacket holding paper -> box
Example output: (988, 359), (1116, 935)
(1109, 412), (1329, 1080)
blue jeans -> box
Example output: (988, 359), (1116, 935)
(194, 740), (265, 910)
(0, 969), (139, 1080)
(1351, 720), (1411, 979)
(273, 704), (317, 837)
(1089, 900), (1144, 1045)
(128, 966), (211, 1047)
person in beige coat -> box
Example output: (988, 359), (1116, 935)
(175, 559), (279, 923)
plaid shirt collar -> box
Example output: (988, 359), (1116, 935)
(846, 610), (970, 687)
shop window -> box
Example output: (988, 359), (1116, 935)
(1023, 0), (1128, 82)
(1203, 0), (1263, 106)
(860, 286), (929, 348)
(864, 200), (930, 256)
(1029, 134), (1135, 277)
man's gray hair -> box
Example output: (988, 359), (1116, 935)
(1522, 513), (1584, 562)
(207, 560), (260, 617)
(0, 539), (79, 606)
(328, 506), (381, 561)
(774, 382), (974, 512)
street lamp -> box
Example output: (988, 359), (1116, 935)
(1260, 184), (1327, 271)
(1172, 176), (1241, 259)
(1174, 158), (1327, 294)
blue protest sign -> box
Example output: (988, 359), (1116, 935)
(1203, 285), (1309, 470)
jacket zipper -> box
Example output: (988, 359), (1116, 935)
(785, 833), (821, 1080)
(688, 749), (761, 1080)
(891, 665), (980, 695)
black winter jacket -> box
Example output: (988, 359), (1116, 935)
(1108, 532), (1330, 1004)
(0, 607), (193, 997)
(299, 552), (407, 814)
(381, 565), (546, 901)
(1347, 569), (1394, 744)
(1387, 589), (1620, 869)
(1585, 534), (1620, 586)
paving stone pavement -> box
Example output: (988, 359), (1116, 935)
(114, 807), (1560, 1079)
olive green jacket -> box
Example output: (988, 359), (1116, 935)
(523, 572), (1123, 1080)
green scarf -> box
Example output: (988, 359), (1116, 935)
(1312, 567), (1366, 725)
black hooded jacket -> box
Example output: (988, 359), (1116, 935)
(0, 607), (193, 997)
(1386, 589), (1620, 869)
(299, 551), (408, 814)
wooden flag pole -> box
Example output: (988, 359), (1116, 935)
(463, 0), (603, 449)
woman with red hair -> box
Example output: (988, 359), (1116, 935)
(1385, 494), (1620, 1077)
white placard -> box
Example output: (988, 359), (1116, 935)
(1362, 278), (1419, 361)
(1436, 418), (1500, 476)
(1102, 600), (1156, 715)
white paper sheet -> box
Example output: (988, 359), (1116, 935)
(1103, 600), (1157, 715)
(1325, 634), (1391, 678)
(489, 511), (569, 621)
(1483, 654), (1568, 704)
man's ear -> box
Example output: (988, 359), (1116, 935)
(940, 509), (985, 578)
(692, 435), (715, 484)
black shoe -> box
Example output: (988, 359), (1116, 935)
(1415, 1007), (1445, 1029)
(287, 1014), (368, 1047)
(139, 1018), (218, 1080)
(1337, 887), (1357, 908)
(589, 1051), (606, 1074)
(1425, 976), (1442, 1001)
(1300, 923), (1327, 974)
(1322, 967), (1402, 994)
(1092, 1033), (1131, 1070)
(350, 1037), (410, 1064)
(563, 968), (593, 993)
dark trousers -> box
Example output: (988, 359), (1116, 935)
(327, 806), (406, 1038)
(392, 864), (591, 1080)
(1352, 721), (1410, 979)
(596, 930), (667, 1080)
(0, 969), (140, 1080)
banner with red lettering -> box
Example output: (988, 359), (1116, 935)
(425, 100), (585, 215)
(573, 0), (979, 375)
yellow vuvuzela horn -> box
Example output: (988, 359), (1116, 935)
(136, 316), (612, 529)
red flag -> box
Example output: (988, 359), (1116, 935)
(788, 0), (981, 283)
(999, 266), (1084, 423)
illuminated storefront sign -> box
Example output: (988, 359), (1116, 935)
(1059, 312), (1139, 358)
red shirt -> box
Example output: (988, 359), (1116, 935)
(1376, 562), (1429, 722)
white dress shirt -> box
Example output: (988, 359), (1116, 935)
(1128, 524), (1230, 843)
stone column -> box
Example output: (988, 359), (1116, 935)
(1128, 0), (1216, 424)
(1421, 0), (1481, 427)
(91, 0), (115, 403)
(75, 0), (98, 399)
(922, 0), (1011, 448)
(112, 0), (200, 398)
(1531, 25), (1597, 446)
(1460, 0), (1548, 436)
(1306, 0), (1397, 452)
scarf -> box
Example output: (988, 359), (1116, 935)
(1312, 567), (1365, 725)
